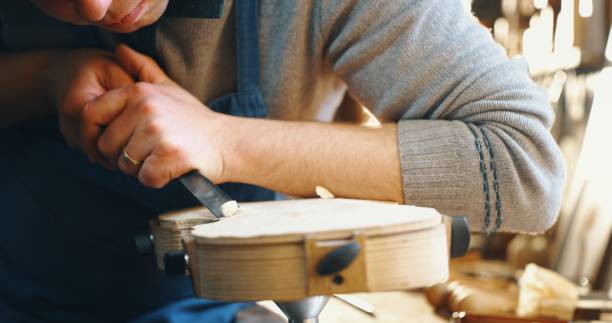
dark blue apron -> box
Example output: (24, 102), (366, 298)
(0, 0), (271, 322)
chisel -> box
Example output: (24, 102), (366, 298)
(179, 170), (239, 219)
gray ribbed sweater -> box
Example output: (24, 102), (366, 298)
(1, 0), (565, 233)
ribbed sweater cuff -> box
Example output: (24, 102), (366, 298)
(397, 119), (486, 230)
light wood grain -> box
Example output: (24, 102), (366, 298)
(190, 199), (441, 244)
(151, 212), (217, 270)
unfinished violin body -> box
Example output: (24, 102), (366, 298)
(148, 198), (470, 302)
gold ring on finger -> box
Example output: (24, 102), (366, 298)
(122, 148), (141, 167)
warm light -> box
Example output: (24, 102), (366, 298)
(541, 7), (554, 53)
(522, 27), (536, 58)
(529, 15), (539, 28)
(547, 71), (567, 103)
(534, 0), (548, 10)
(462, 0), (472, 13)
(502, 0), (517, 17)
(521, 8), (556, 74)
(494, 17), (510, 48)
(554, 0), (575, 52)
(568, 70), (612, 263)
(579, 68), (612, 198)
(548, 0), (581, 71)
(578, 0), (593, 18)
(606, 25), (612, 62)
(555, 68), (612, 289)
(361, 107), (382, 128)
(519, 0), (535, 16)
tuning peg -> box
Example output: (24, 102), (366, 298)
(134, 231), (154, 255)
(450, 216), (470, 258)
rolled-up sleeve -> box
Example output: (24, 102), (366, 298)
(319, 0), (565, 233)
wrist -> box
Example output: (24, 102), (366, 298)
(213, 114), (266, 185)
(22, 50), (61, 115)
(40, 49), (73, 111)
(208, 112), (247, 183)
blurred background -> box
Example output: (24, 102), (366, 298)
(466, 0), (611, 292)
(433, 0), (612, 321)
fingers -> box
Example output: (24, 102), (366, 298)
(114, 130), (187, 189)
(81, 87), (129, 125)
(96, 97), (141, 166)
(137, 153), (187, 189)
(79, 87), (129, 165)
(60, 81), (110, 152)
(78, 105), (109, 167)
(96, 82), (162, 166)
(116, 122), (158, 177)
(102, 61), (135, 90)
(121, 126), (192, 189)
(115, 44), (169, 84)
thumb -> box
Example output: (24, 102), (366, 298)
(115, 44), (168, 83)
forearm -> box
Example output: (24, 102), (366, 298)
(0, 50), (57, 126)
(222, 116), (404, 203)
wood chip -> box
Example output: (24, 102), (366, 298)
(315, 186), (335, 199)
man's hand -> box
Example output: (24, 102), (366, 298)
(86, 45), (228, 188)
(44, 49), (134, 166)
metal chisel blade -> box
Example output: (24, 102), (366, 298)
(179, 171), (239, 218)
